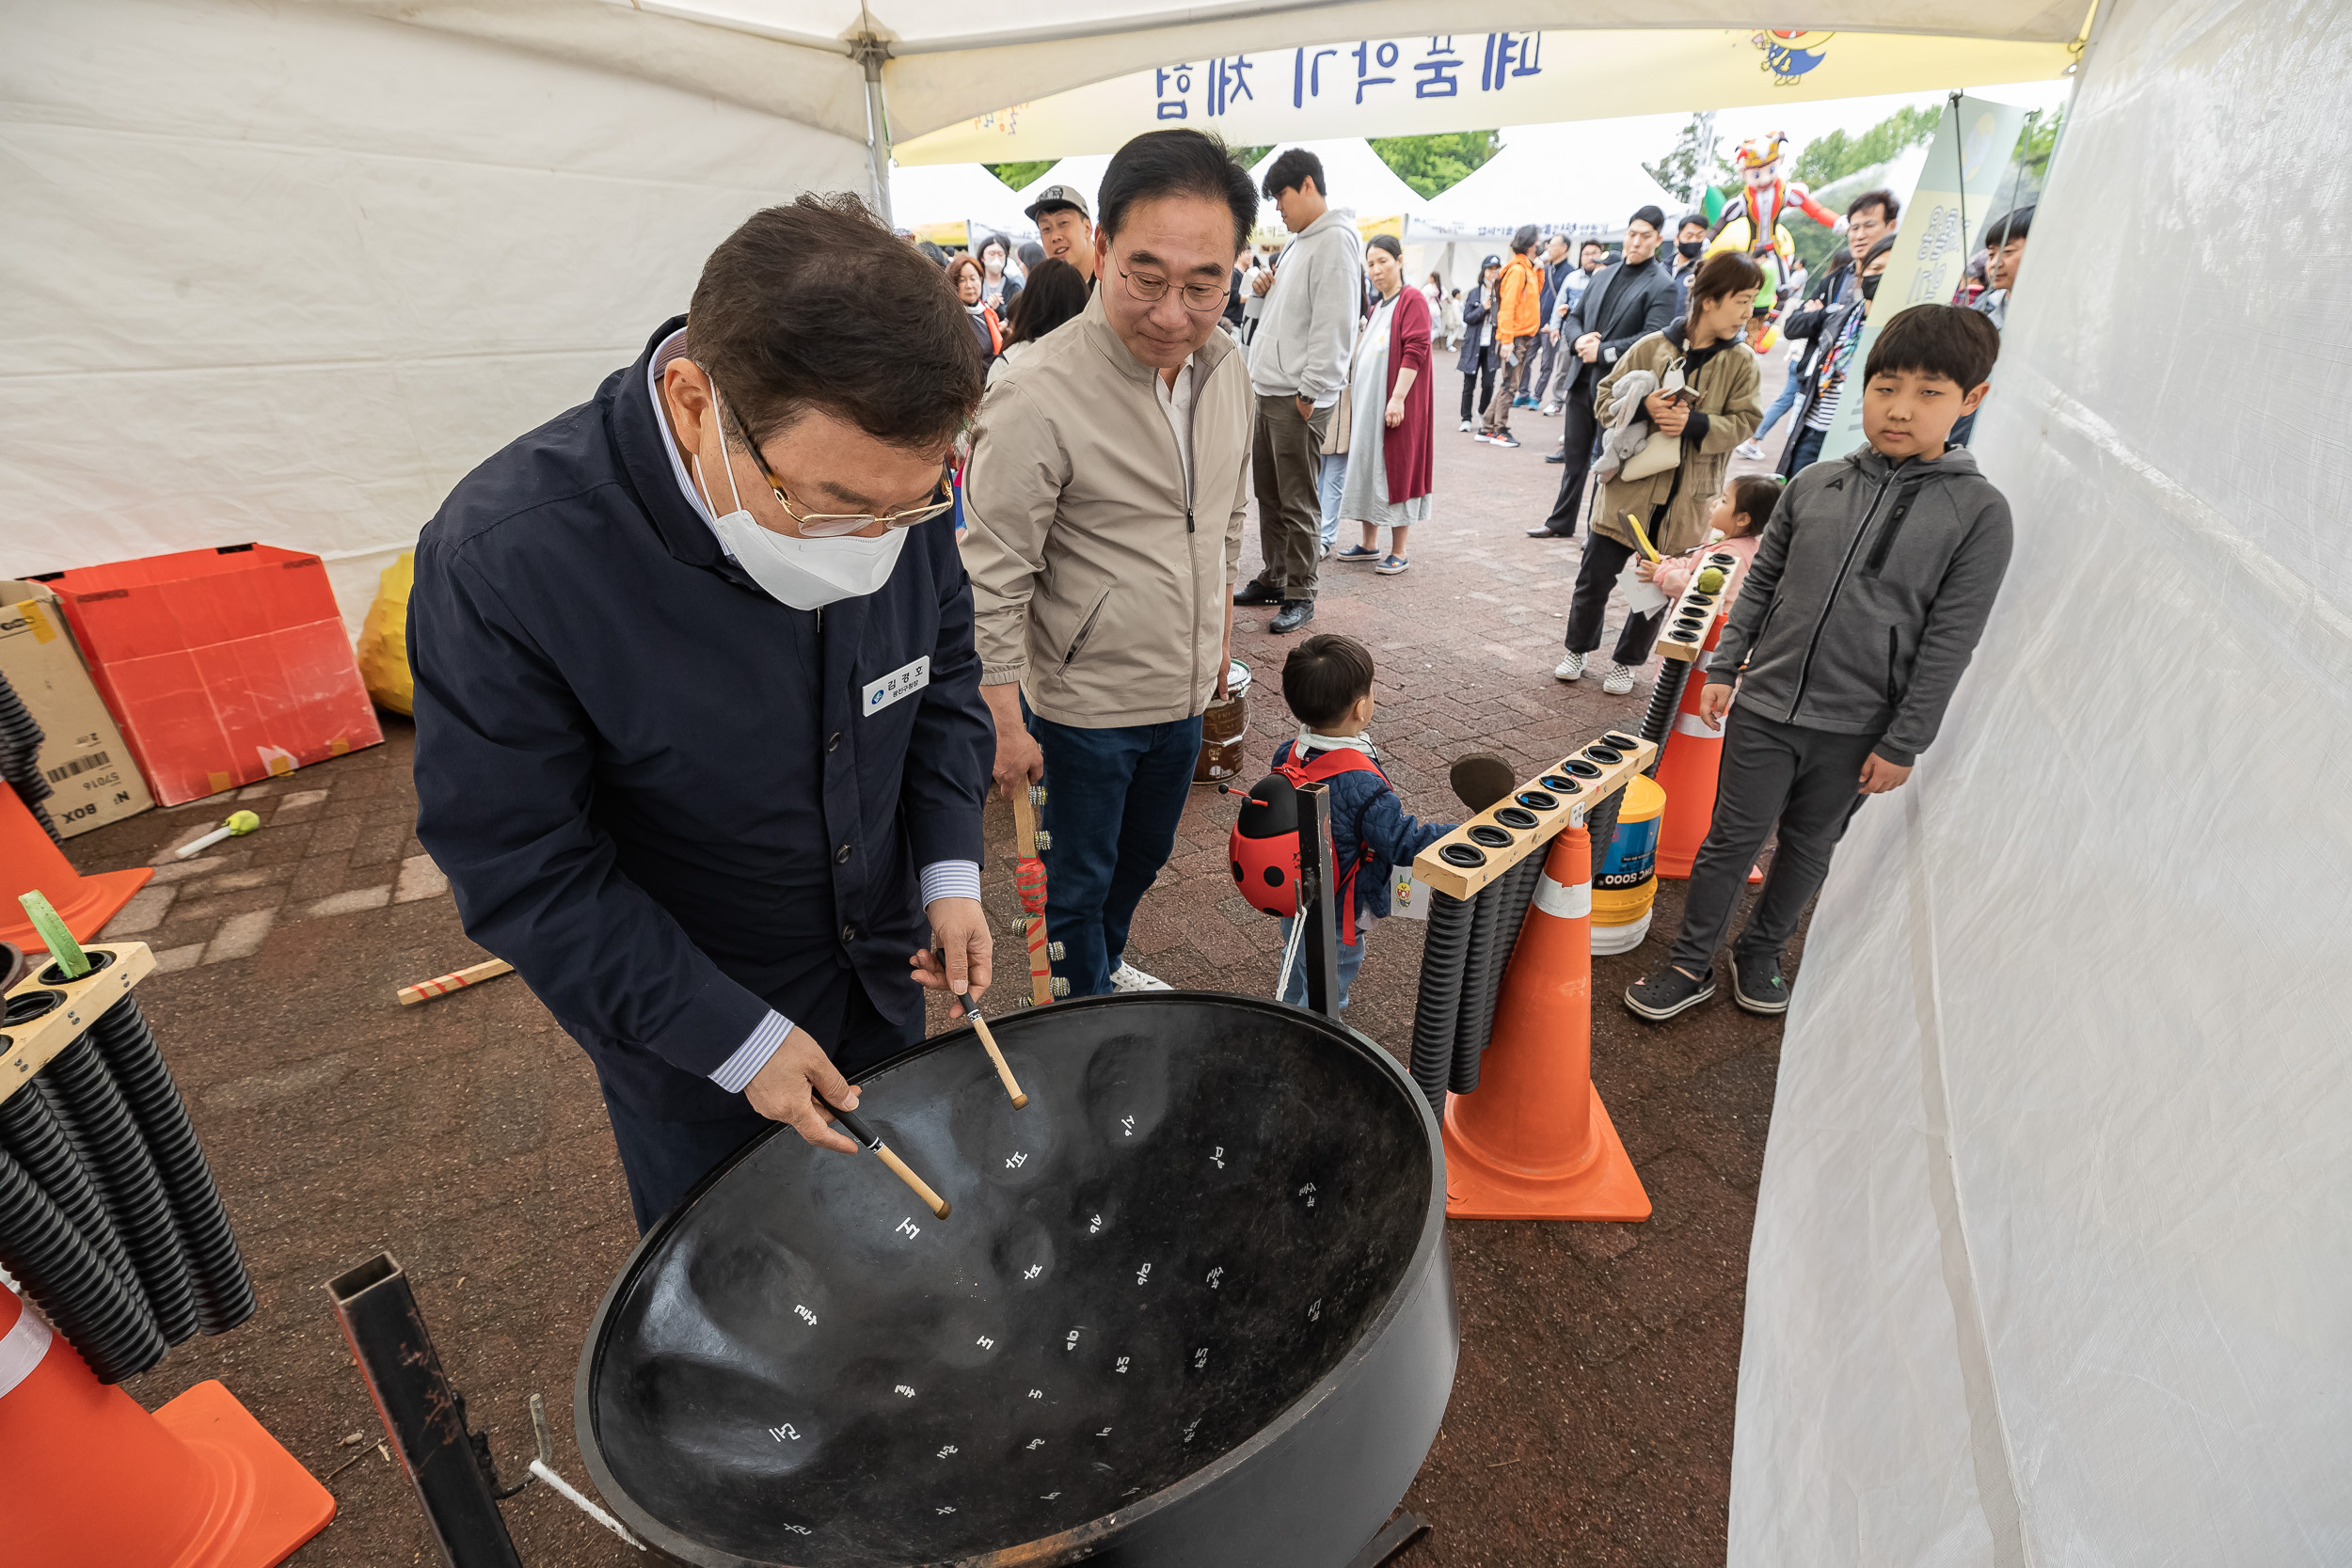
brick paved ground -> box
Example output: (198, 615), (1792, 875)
(53, 347), (1807, 1566)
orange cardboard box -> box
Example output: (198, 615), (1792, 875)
(37, 544), (382, 805)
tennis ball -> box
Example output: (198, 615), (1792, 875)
(226, 810), (262, 835)
(1694, 568), (1726, 594)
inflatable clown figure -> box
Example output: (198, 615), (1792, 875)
(1705, 131), (1842, 343)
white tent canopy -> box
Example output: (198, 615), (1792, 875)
(887, 162), (1030, 240)
(1247, 139), (1425, 228)
(1013, 155), (1120, 223)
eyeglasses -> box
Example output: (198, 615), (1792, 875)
(1116, 262), (1230, 313)
(719, 394), (955, 536)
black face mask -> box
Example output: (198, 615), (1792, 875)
(1677, 239), (1704, 259)
(1861, 273), (1883, 301)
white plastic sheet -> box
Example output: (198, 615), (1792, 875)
(1728, 0), (2352, 1560)
(0, 0), (869, 627)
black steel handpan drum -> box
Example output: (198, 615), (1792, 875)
(578, 992), (1456, 1567)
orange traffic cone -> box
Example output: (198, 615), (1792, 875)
(1653, 627), (1762, 885)
(1441, 826), (1650, 1221)
(0, 1285), (334, 1567)
(0, 787), (152, 951)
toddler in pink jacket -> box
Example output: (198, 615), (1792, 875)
(1638, 473), (1783, 605)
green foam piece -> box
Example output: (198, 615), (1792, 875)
(19, 890), (87, 979)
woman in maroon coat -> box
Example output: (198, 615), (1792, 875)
(1331, 233), (1435, 575)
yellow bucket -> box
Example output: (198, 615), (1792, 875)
(1592, 774), (1664, 956)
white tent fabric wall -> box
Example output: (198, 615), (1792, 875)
(1015, 156), (1120, 224)
(887, 163), (1032, 240)
(1727, 0), (2352, 1560)
(1247, 140), (1426, 225)
(1, 0), (868, 630)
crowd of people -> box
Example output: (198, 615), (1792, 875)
(404, 123), (2029, 1226)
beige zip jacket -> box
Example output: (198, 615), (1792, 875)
(961, 292), (1253, 729)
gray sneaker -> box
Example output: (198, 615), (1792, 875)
(1731, 952), (1789, 1014)
(1624, 963), (1715, 1021)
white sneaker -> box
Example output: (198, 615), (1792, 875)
(1602, 662), (1638, 695)
(1457, 419), (1473, 433)
(1736, 439), (1766, 460)
(1554, 651), (1585, 682)
(1109, 961), (1171, 992)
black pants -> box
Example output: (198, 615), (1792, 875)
(1459, 365), (1495, 423)
(1562, 533), (1667, 665)
(1664, 707), (1880, 977)
(596, 973), (907, 1233)
(1539, 388), (1603, 535)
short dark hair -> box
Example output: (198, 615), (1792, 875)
(977, 231), (1012, 261)
(1367, 232), (1404, 262)
(1580, 238), (1606, 257)
(1983, 204), (2034, 246)
(1281, 634), (1375, 732)
(1677, 213), (1707, 235)
(1690, 249), (1764, 309)
(1510, 223), (1540, 254)
(687, 193), (981, 453)
(1017, 240), (1046, 269)
(1849, 188), (1900, 224)
(1629, 204), (1665, 232)
(1261, 147), (1326, 200)
(1101, 129), (1260, 254)
(1725, 474), (1784, 537)
(1002, 259), (1089, 349)
(1864, 304), (2001, 388)
(915, 239), (950, 267)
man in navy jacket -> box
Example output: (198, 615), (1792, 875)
(410, 197), (994, 1231)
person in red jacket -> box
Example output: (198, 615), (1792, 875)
(1329, 234), (1434, 575)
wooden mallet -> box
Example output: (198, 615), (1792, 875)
(821, 1096), (950, 1219)
(960, 994), (1027, 1108)
(397, 958), (514, 1006)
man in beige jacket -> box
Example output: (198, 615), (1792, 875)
(962, 129), (1258, 997)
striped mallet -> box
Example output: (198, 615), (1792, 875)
(397, 958), (514, 1006)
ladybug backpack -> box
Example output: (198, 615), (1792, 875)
(1228, 746), (1391, 943)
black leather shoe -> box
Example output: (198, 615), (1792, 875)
(1525, 527), (1574, 539)
(1269, 600), (1315, 634)
(1544, 451), (1567, 465)
(1232, 580), (1282, 608)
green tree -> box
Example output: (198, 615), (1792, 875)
(1369, 132), (1502, 200)
(1782, 103), (1945, 280)
(1230, 145), (1273, 171)
(981, 160), (1054, 191)
(1643, 113), (1727, 205)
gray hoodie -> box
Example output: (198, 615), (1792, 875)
(1713, 443), (2012, 767)
(1247, 206), (1364, 405)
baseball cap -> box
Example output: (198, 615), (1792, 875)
(1480, 253), (1502, 268)
(1025, 185), (1091, 223)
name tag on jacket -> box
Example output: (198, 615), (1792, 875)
(864, 656), (930, 715)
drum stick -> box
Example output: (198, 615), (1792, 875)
(959, 993), (1028, 1108)
(397, 958), (514, 1006)
(822, 1096), (950, 1219)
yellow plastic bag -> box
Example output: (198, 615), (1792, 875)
(356, 551), (414, 716)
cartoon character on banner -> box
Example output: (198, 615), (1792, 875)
(1751, 30), (1834, 85)
(1704, 130), (1843, 349)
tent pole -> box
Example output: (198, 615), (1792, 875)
(852, 36), (894, 226)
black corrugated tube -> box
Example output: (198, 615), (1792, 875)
(0, 1078), (146, 1319)
(1408, 892), (1473, 1116)
(0, 669), (59, 845)
(0, 1140), (168, 1383)
(1447, 879), (1504, 1095)
(1584, 787), (1628, 885)
(85, 996), (255, 1334)
(1638, 660), (1694, 775)
(36, 1037), (199, 1346)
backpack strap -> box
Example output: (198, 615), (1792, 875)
(1290, 745), (1392, 944)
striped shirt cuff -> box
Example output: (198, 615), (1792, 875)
(919, 860), (982, 905)
(708, 1008), (792, 1094)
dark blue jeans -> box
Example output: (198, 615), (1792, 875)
(1784, 423), (1829, 475)
(1031, 709), (1204, 996)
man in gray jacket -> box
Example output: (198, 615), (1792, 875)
(1626, 305), (2008, 1022)
(1234, 148), (1363, 634)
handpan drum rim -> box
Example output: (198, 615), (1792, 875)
(574, 989), (1454, 1568)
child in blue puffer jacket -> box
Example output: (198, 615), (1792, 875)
(1272, 635), (1455, 1011)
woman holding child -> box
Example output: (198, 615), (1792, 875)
(1555, 250), (1766, 695)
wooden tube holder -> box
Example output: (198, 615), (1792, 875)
(1410, 735), (1659, 902)
(1, 942), (156, 1111)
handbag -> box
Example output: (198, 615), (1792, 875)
(1614, 354), (1691, 482)
(1320, 328), (1366, 456)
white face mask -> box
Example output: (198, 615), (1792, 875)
(692, 388), (909, 611)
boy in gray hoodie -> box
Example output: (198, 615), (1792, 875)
(1627, 305), (2009, 1020)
